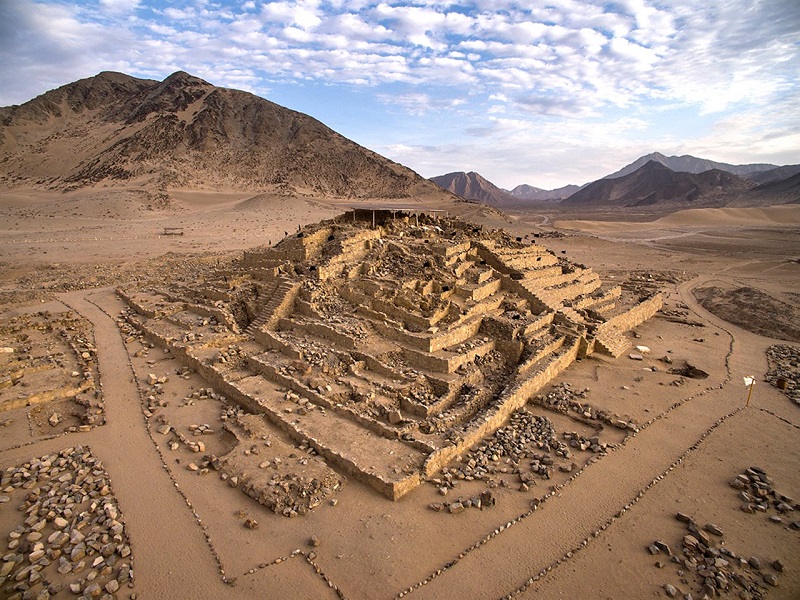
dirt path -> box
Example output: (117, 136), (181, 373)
(56, 288), (237, 599)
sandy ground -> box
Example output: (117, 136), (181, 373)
(1, 189), (798, 599)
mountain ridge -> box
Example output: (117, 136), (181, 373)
(429, 171), (519, 205)
(0, 70), (451, 201)
(507, 183), (582, 201)
(605, 152), (778, 180)
(563, 160), (755, 207)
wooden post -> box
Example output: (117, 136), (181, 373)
(743, 376), (756, 407)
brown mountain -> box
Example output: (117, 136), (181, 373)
(562, 160), (754, 207)
(508, 183), (582, 201)
(749, 172), (800, 203)
(604, 151), (778, 179)
(745, 164), (800, 185)
(429, 171), (518, 205)
(0, 71), (448, 200)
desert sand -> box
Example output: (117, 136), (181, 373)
(1, 189), (798, 600)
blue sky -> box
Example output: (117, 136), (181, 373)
(1, 0), (798, 189)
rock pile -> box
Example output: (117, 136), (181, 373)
(652, 511), (786, 599)
(0, 446), (133, 599)
(765, 344), (800, 406)
(730, 466), (798, 526)
(532, 383), (637, 431)
(428, 490), (496, 514)
(431, 409), (571, 492)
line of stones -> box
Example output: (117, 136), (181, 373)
(498, 285), (742, 597)
(56, 296), (138, 591)
(235, 550), (348, 599)
(85, 294), (235, 584)
(755, 407), (800, 431)
(501, 404), (746, 599)
(395, 305), (737, 598)
(99, 292), (356, 597)
(0, 297), (109, 454)
(0, 433), (65, 455)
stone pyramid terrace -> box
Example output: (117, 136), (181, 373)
(118, 210), (661, 501)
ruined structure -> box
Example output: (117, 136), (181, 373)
(119, 211), (661, 502)
(0, 311), (102, 432)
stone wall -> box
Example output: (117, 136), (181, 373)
(596, 293), (663, 337)
(500, 276), (550, 314)
(129, 317), (422, 500)
(516, 335), (566, 376)
(422, 336), (580, 476)
(278, 319), (357, 350)
(402, 339), (496, 374)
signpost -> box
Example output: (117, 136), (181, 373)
(743, 376), (756, 407)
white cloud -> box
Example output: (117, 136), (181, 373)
(0, 0), (797, 187)
(99, 0), (141, 12)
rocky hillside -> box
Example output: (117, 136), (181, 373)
(748, 172), (800, 203)
(746, 164), (800, 185)
(0, 71), (449, 199)
(430, 171), (518, 205)
(562, 161), (754, 207)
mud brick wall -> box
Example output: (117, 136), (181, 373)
(537, 275), (602, 306)
(184, 302), (240, 333)
(193, 285), (232, 303)
(428, 319), (483, 353)
(523, 269), (582, 290)
(117, 289), (180, 319)
(371, 298), (437, 330)
(466, 293), (506, 318)
(283, 319), (357, 350)
(457, 277), (502, 302)
(522, 312), (555, 337)
(574, 285), (621, 310)
(253, 330), (301, 359)
(350, 350), (406, 382)
(2, 380), (94, 412)
(431, 241), (471, 258)
(371, 320), (430, 352)
(475, 243), (522, 278)
(131, 318), (421, 500)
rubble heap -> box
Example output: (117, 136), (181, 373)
(118, 210), (661, 500)
(0, 447), (133, 598)
(765, 344), (800, 406)
(0, 311), (103, 432)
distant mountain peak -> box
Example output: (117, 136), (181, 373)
(430, 171), (517, 205)
(606, 152), (778, 180)
(508, 182), (580, 201)
(564, 160), (753, 207)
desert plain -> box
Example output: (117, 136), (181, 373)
(1, 187), (798, 600)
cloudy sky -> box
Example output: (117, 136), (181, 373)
(1, 0), (798, 189)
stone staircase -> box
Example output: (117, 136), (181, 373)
(245, 278), (301, 337)
(594, 326), (631, 358)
